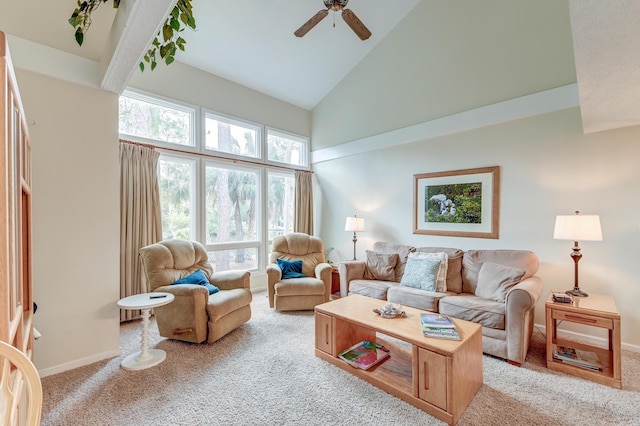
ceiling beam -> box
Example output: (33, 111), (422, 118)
(99, 0), (177, 94)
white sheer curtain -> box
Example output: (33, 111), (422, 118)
(119, 141), (162, 321)
(294, 170), (313, 235)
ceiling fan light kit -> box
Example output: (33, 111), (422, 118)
(295, 0), (371, 40)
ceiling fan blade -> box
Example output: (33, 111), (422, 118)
(342, 9), (371, 40)
(294, 9), (329, 38)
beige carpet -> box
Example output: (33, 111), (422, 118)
(41, 292), (640, 425)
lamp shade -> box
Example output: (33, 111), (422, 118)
(553, 214), (602, 241)
(345, 216), (365, 232)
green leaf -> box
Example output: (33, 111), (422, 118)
(139, 61), (144, 72)
(151, 60), (157, 71)
(171, 7), (179, 19)
(75, 28), (84, 46)
(180, 13), (188, 26)
(187, 16), (196, 29)
(171, 17), (180, 31)
(165, 55), (174, 66)
(162, 25), (173, 42)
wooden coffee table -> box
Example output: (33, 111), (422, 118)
(315, 295), (482, 426)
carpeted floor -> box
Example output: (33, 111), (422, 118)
(41, 292), (640, 425)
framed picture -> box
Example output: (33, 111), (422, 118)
(413, 166), (500, 239)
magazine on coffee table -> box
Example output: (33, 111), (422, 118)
(338, 341), (390, 370)
(420, 313), (461, 340)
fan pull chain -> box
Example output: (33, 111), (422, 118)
(333, 10), (336, 28)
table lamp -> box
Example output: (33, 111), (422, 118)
(553, 211), (602, 297)
(345, 215), (365, 261)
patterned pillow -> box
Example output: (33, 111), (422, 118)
(399, 256), (442, 291)
(363, 251), (399, 281)
(403, 252), (448, 292)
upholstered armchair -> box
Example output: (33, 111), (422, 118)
(138, 239), (252, 344)
(267, 233), (332, 311)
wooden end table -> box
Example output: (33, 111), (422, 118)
(545, 292), (621, 388)
(117, 292), (174, 371)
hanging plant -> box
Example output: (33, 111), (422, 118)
(68, 0), (196, 72)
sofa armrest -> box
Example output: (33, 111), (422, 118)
(266, 264), (282, 308)
(210, 270), (251, 291)
(315, 262), (333, 300)
(153, 284), (210, 343)
(504, 275), (544, 364)
(506, 276), (544, 311)
(338, 261), (366, 297)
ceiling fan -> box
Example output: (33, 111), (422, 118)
(294, 0), (372, 41)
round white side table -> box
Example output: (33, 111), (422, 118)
(117, 292), (174, 371)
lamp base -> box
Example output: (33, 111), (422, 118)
(566, 288), (588, 297)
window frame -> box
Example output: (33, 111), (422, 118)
(119, 89), (307, 274)
(266, 126), (310, 169)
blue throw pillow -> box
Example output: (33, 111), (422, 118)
(172, 269), (220, 295)
(276, 258), (306, 279)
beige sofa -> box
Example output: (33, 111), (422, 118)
(338, 242), (543, 366)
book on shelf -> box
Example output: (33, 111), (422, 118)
(420, 313), (461, 340)
(338, 341), (390, 370)
(552, 344), (603, 371)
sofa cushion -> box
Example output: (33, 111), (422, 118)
(274, 277), (326, 296)
(348, 279), (395, 300)
(372, 242), (415, 282)
(415, 247), (464, 293)
(363, 250), (399, 281)
(399, 255), (441, 291)
(475, 261), (526, 302)
(387, 286), (448, 312)
(462, 250), (539, 294)
(439, 294), (506, 330)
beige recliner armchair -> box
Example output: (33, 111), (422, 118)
(139, 239), (252, 344)
(267, 232), (332, 311)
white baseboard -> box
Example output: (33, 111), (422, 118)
(534, 323), (640, 353)
(38, 348), (122, 378)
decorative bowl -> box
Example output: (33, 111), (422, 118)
(373, 303), (406, 318)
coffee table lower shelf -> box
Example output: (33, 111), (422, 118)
(316, 338), (454, 421)
(315, 295), (483, 425)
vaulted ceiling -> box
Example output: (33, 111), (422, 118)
(1, 0), (639, 133)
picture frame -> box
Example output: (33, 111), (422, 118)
(413, 166), (500, 239)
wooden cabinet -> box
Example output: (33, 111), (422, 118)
(417, 348), (447, 411)
(314, 312), (333, 355)
(0, 31), (34, 359)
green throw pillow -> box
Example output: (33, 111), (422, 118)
(399, 257), (441, 291)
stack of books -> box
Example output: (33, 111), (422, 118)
(338, 341), (390, 370)
(552, 344), (603, 371)
(420, 313), (460, 340)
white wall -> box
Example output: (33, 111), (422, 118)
(9, 38), (311, 373)
(312, 106), (640, 349)
(16, 69), (121, 373)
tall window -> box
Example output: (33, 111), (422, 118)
(119, 89), (309, 273)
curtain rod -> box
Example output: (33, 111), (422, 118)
(119, 138), (313, 174)
(120, 139), (156, 150)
